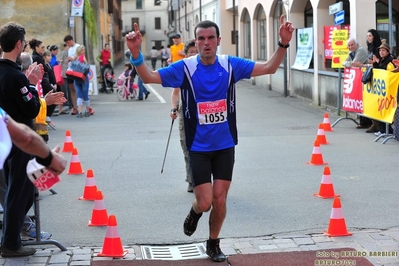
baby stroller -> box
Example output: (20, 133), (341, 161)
(100, 64), (115, 93)
(116, 72), (138, 101)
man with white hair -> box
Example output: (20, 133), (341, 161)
(342, 37), (371, 129)
(343, 37), (368, 68)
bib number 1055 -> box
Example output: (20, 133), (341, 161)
(197, 99), (227, 125)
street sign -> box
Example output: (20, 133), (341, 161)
(334, 10), (345, 25)
(329, 2), (343, 15)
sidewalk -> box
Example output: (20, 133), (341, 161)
(2, 226), (397, 265)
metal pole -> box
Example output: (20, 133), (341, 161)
(160, 119), (175, 173)
(337, 25), (342, 115)
(388, 0), (393, 51)
(279, 0), (288, 96)
(199, 0), (202, 21)
(233, 0), (238, 56)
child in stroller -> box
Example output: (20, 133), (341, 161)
(100, 63), (115, 93)
(116, 63), (138, 101)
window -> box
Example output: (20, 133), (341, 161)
(136, 0), (142, 9)
(154, 40), (162, 49)
(376, 1), (399, 56)
(155, 17), (161, 29)
(304, 1), (313, 28)
(243, 10), (251, 58)
(257, 6), (266, 60)
(132, 17), (139, 29)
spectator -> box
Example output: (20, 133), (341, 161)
(57, 44), (72, 113)
(364, 29), (383, 133)
(42, 50), (60, 120)
(0, 107), (66, 175)
(168, 34), (185, 64)
(49, 45), (59, 66)
(170, 39), (197, 193)
(149, 46), (159, 70)
(126, 16), (294, 262)
(29, 39), (56, 120)
(342, 37), (370, 129)
(373, 42), (395, 137)
(96, 43), (112, 83)
(73, 45), (93, 118)
(137, 76), (150, 101)
(160, 45), (169, 67)
(64, 35), (80, 115)
(0, 22), (42, 257)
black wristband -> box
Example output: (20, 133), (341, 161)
(171, 108), (177, 112)
(278, 40), (290, 49)
(36, 149), (53, 167)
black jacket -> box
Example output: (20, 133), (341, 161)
(0, 59), (41, 129)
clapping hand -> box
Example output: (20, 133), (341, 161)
(26, 62), (44, 85)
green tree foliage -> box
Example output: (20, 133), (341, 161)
(85, 0), (98, 46)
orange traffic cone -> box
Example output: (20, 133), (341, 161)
(97, 215), (128, 258)
(79, 169), (98, 200)
(315, 123), (329, 145)
(62, 130), (74, 152)
(314, 166), (339, 198)
(307, 140), (328, 165)
(88, 190), (108, 226)
(67, 148), (84, 175)
(323, 113), (333, 132)
(324, 197), (352, 236)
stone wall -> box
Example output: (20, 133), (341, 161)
(0, 0), (70, 50)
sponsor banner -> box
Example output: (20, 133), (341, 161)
(362, 69), (399, 123)
(324, 25), (350, 60)
(292, 28), (313, 70)
(342, 68), (363, 113)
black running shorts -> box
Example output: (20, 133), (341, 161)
(189, 147), (235, 187)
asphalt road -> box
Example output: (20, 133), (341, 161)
(38, 74), (399, 249)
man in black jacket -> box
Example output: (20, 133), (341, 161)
(0, 22), (43, 257)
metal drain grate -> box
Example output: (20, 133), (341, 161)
(141, 243), (208, 260)
(288, 126), (313, 130)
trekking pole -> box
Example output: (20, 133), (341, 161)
(161, 106), (178, 173)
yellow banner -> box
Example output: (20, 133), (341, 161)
(331, 49), (349, 68)
(331, 30), (348, 50)
(362, 69), (399, 123)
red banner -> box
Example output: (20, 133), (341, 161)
(324, 25), (350, 60)
(342, 68), (363, 113)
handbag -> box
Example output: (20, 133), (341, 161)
(362, 66), (373, 84)
(53, 65), (64, 86)
(66, 60), (90, 82)
(69, 60), (90, 76)
(66, 69), (86, 82)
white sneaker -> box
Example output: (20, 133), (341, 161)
(21, 222), (52, 241)
(374, 131), (382, 136)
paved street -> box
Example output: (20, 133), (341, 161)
(1, 61), (398, 265)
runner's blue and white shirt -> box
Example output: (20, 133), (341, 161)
(0, 107), (12, 169)
(158, 55), (255, 152)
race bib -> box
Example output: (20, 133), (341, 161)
(197, 99), (227, 125)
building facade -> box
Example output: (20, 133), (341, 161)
(0, 0), (124, 66)
(169, 0), (398, 109)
